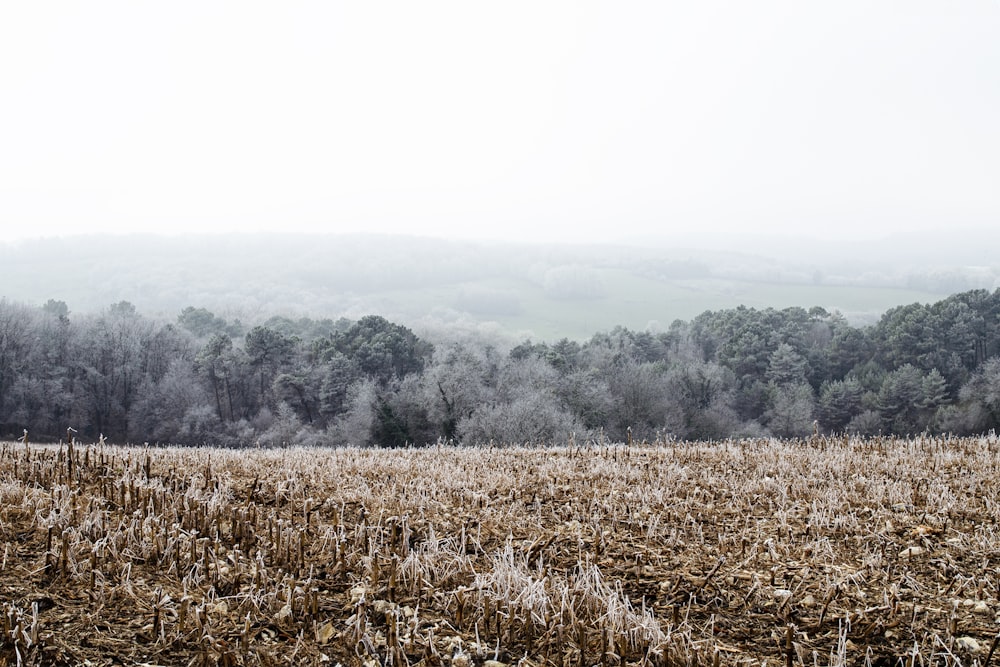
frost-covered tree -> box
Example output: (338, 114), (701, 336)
(766, 343), (808, 386)
(765, 383), (815, 438)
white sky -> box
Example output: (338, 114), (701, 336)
(1, 2), (998, 245)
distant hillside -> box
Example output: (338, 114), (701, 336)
(2, 232), (994, 339)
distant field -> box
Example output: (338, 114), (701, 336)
(2, 436), (997, 666)
(0, 235), (961, 339)
(375, 269), (944, 340)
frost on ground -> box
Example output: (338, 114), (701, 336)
(0, 435), (999, 666)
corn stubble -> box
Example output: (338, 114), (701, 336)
(1, 435), (999, 666)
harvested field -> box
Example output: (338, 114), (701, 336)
(1, 436), (999, 666)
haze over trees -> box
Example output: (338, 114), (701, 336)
(3, 233), (1000, 341)
(2, 288), (1000, 446)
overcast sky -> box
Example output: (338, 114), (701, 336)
(1, 2), (997, 245)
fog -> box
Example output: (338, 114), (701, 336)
(3, 3), (997, 339)
(2, 2), (998, 247)
(5, 233), (1000, 446)
(3, 231), (999, 344)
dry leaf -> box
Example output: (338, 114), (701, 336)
(316, 621), (335, 644)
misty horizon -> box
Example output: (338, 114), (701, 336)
(3, 231), (998, 345)
(2, 3), (998, 246)
(2, 2), (997, 340)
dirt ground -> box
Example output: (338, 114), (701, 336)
(1, 436), (998, 666)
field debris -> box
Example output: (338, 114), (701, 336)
(0, 434), (999, 665)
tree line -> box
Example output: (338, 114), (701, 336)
(2, 290), (1000, 446)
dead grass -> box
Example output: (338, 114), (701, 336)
(1, 435), (999, 666)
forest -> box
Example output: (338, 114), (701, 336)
(1, 288), (1000, 447)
